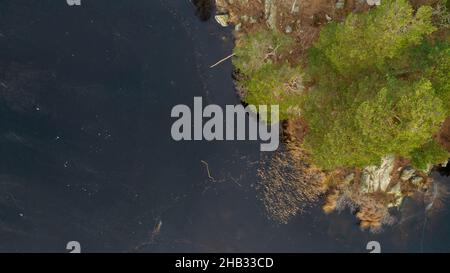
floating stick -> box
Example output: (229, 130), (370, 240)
(209, 53), (236, 68)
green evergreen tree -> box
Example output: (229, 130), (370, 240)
(302, 0), (448, 169)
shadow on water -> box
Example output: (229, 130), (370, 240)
(437, 160), (450, 177)
(192, 0), (214, 21)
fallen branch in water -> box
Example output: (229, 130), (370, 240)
(209, 53), (236, 68)
(201, 160), (216, 182)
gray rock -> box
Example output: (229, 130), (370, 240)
(265, 0), (277, 29)
(400, 167), (415, 181)
(388, 182), (402, 197)
(411, 176), (424, 186)
(388, 182), (403, 207)
(344, 173), (355, 184)
(249, 17), (258, 24)
(367, 0), (381, 6)
(285, 25), (293, 34)
(336, 0), (345, 9)
(215, 14), (229, 27)
(360, 155), (395, 193)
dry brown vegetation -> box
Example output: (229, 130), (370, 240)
(258, 138), (326, 223)
(322, 179), (397, 232)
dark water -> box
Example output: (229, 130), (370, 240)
(0, 0), (449, 253)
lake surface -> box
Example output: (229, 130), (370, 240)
(0, 0), (449, 252)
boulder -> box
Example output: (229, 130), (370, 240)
(388, 182), (402, 197)
(360, 155), (395, 193)
(411, 176), (424, 186)
(215, 14), (230, 27)
(336, 0), (345, 9)
(367, 0), (381, 6)
(285, 25), (293, 34)
(400, 166), (415, 181)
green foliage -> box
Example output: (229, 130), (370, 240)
(302, 0), (448, 170)
(356, 80), (445, 157)
(230, 0), (449, 170)
(243, 63), (303, 121)
(233, 29), (302, 121)
(233, 30), (294, 76)
(425, 44), (450, 114)
(432, 0), (450, 28)
(302, 74), (380, 168)
(303, 78), (446, 169)
(308, 0), (436, 78)
(411, 140), (450, 170)
(384, 41), (450, 112)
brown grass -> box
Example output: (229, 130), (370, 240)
(258, 141), (326, 223)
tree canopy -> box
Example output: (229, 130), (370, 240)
(302, 0), (449, 169)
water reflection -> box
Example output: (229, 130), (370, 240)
(192, 0), (214, 21)
(437, 160), (450, 176)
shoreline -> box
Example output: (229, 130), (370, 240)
(214, 0), (450, 232)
